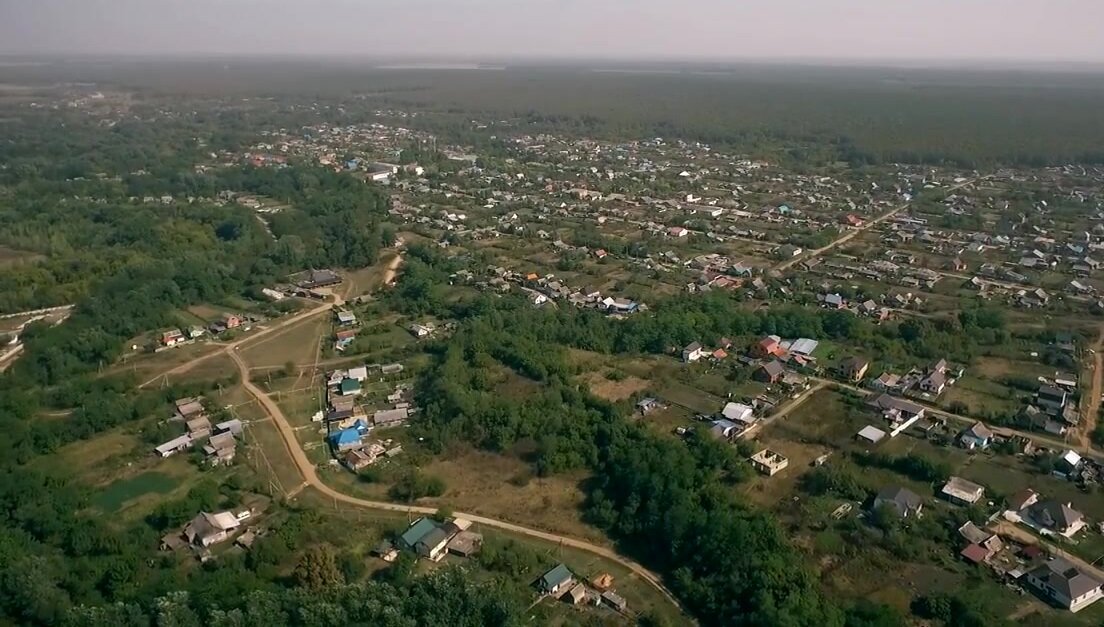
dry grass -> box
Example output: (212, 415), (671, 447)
(240, 314), (326, 369)
(585, 373), (650, 401)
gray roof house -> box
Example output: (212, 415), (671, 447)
(1025, 558), (1104, 612)
(873, 486), (924, 518)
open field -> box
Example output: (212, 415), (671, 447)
(92, 471), (180, 512)
(108, 343), (229, 383)
(239, 313), (326, 369)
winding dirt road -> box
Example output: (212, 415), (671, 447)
(227, 347), (686, 614)
(1078, 324), (1104, 450)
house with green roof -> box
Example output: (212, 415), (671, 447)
(400, 517), (439, 549)
(538, 563), (574, 595)
(339, 378), (362, 396)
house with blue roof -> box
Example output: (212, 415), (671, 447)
(329, 427), (363, 451)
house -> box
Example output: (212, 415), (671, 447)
(221, 313), (242, 329)
(1007, 488), (1040, 512)
(161, 329), (185, 347)
(186, 416), (211, 440)
(335, 310), (357, 326)
(409, 323), (433, 338)
(868, 394), (925, 435)
(711, 348), (728, 360)
(941, 476), (985, 505)
(777, 244), (802, 258)
(789, 338), (819, 356)
(183, 511), (241, 547)
(856, 425), (887, 444)
(667, 226), (689, 238)
(870, 372), (901, 392)
(1025, 558), (1104, 612)
(339, 378), (362, 396)
(958, 422), (993, 450)
(721, 402), (755, 425)
(752, 335), (785, 358)
(710, 419), (741, 440)
(446, 531), (483, 557)
(873, 486), (924, 518)
(601, 590), (628, 612)
(750, 449), (789, 476)
(398, 517), (452, 561)
(838, 357), (870, 382)
(564, 583), (588, 605)
(174, 397), (205, 420)
(755, 360), (786, 384)
(960, 543), (991, 565)
(822, 293), (846, 309)
(300, 268), (341, 288)
(1027, 500), (1086, 537)
(538, 564), (575, 595)
(329, 428), (363, 452)
(373, 408), (408, 428)
(682, 342), (704, 362)
(636, 397), (660, 415)
(343, 448), (376, 471)
(203, 431), (237, 465)
(155, 434), (193, 458)
(1037, 385), (1068, 413)
(919, 370), (947, 395)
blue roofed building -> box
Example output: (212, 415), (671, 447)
(329, 427), (363, 451)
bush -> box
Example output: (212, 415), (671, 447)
(387, 470), (446, 502)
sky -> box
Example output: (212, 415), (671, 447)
(1, 0), (1102, 64)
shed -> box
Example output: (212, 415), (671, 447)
(856, 425), (886, 444)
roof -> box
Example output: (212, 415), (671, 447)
(329, 428), (362, 447)
(958, 521), (990, 545)
(962, 421), (993, 440)
(540, 564), (573, 590)
(875, 486), (923, 514)
(400, 517), (439, 548)
(1007, 488), (1038, 511)
(721, 402), (754, 423)
(869, 393), (924, 416)
(961, 543), (990, 564)
(760, 360), (785, 377)
(373, 408), (409, 426)
(340, 378), (361, 394)
(942, 476), (985, 503)
(789, 338), (819, 355)
(1029, 558), (1103, 600)
(683, 341), (702, 352)
(857, 425), (886, 443)
(155, 434), (193, 454)
(1030, 500), (1084, 530)
(215, 419), (243, 435)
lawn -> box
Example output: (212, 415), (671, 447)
(92, 471), (180, 512)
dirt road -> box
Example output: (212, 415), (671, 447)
(1078, 324), (1104, 450)
(993, 521), (1104, 577)
(774, 178), (980, 273)
(739, 380), (827, 440)
(227, 349), (687, 615)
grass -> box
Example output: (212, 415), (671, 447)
(108, 343), (228, 382)
(583, 371), (650, 401)
(242, 415), (306, 496)
(240, 314), (326, 369)
(92, 471), (180, 512)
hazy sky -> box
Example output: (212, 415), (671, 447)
(1, 0), (1102, 63)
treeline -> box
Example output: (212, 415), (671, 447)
(413, 295), (897, 625)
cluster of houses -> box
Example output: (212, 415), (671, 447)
(154, 397), (242, 465)
(322, 367), (409, 470)
(534, 563), (628, 613)
(158, 312), (246, 349)
(332, 308), (359, 352)
(477, 267), (643, 316)
(1020, 376), (1080, 436)
(380, 516), (483, 563)
(865, 358), (961, 399)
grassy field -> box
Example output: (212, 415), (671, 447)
(240, 314), (327, 369)
(108, 343), (228, 382)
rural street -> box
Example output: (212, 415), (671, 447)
(227, 348), (688, 615)
(773, 178), (980, 273)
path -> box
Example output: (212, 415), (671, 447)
(1078, 323), (1104, 450)
(739, 380), (827, 440)
(227, 348), (687, 615)
(773, 178), (980, 273)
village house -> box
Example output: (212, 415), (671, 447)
(941, 476), (985, 505)
(161, 328), (186, 347)
(399, 517), (453, 562)
(868, 394), (925, 436)
(869, 372), (901, 393)
(873, 486), (924, 518)
(1025, 558), (1104, 612)
(1026, 500), (1087, 538)
(538, 563), (575, 596)
(682, 341), (704, 363)
(182, 511), (242, 548)
(958, 422), (993, 450)
(752, 335), (786, 359)
(710, 419), (742, 440)
(755, 360), (786, 384)
(838, 356), (870, 382)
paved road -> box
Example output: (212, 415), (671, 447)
(774, 178), (980, 273)
(227, 348), (687, 615)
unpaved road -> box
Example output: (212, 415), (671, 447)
(227, 347), (687, 615)
(1079, 324), (1104, 450)
(774, 178), (980, 273)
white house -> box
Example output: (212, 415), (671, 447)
(1025, 558), (1104, 612)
